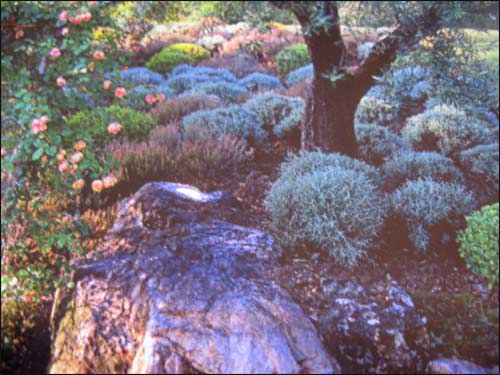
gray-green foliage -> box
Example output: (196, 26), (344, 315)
(458, 143), (499, 206)
(402, 105), (493, 158)
(244, 92), (304, 138)
(238, 73), (285, 92)
(285, 64), (313, 86)
(277, 150), (381, 186)
(390, 178), (475, 252)
(265, 162), (387, 267)
(182, 105), (266, 144)
(355, 124), (411, 166)
(382, 151), (465, 192)
(355, 94), (400, 127)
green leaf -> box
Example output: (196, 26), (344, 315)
(32, 148), (45, 160)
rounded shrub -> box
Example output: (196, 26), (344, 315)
(285, 64), (313, 86)
(390, 178), (475, 252)
(458, 143), (499, 206)
(238, 72), (285, 92)
(382, 151), (465, 192)
(457, 203), (499, 288)
(67, 105), (157, 147)
(278, 150), (381, 186)
(182, 105), (266, 144)
(120, 67), (166, 86)
(124, 85), (174, 111)
(402, 105), (492, 158)
(244, 92), (305, 138)
(355, 95), (400, 127)
(275, 43), (311, 76)
(191, 81), (248, 102)
(355, 124), (411, 166)
(145, 43), (210, 74)
(170, 64), (237, 82)
(149, 94), (221, 125)
(264, 166), (387, 267)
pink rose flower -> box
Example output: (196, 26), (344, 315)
(92, 179), (103, 193)
(61, 27), (69, 36)
(156, 93), (166, 102)
(49, 48), (61, 58)
(107, 122), (122, 135)
(59, 10), (68, 21)
(114, 87), (126, 98)
(31, 118), (47, 134)
(74, 140), (87, 151)
(81, 12), (92, 22)
(103, 175), (118, 189)
(93, 50), (105, 60)
(1, 147), (7, 157)
(145, 94), (156, 105)
(73, 179), (85, 190)
(103, 80), (112, 90)
(70, 151), (84, 163)
(40, 115), (49, 125)
(69, 16), (81, 25)
(56, 76), (66, 87)
(56, 149), (66, 161)
(58, 159), (69, 173)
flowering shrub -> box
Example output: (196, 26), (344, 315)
(66, 105), (157, 147)
(275, 43), (311, 76)
(1, 1), (125, 304)
(402, 105), (492, 158)
(264, 164), (387, 267)
(390, 179), (475, 252)
(382, 151), (465, 192)
(238, 72), (284, 92)
(244, 92), (304, 138)
(355, 124), (411, 166)
(182, 105), (266, 144)
(457, 203), (499, 289)
(458, 143), (499, 206)
(149, 94), (220, 125)
(123, 85), (173, 111)
(145, 43), (210, 74)
(285, 64), (313, 86)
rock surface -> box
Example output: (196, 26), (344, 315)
(49, 182), (338, 374)
(318, 279), (428, 373)
(426, 358), (498, 374)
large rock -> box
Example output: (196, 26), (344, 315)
(318, 279), (428, 373)
(49, 182), (338, 374)
(426, 358), (498, 374)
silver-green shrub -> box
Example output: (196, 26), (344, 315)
(402, 105), (492, 158)
(244, 92), (304, 138)
(182, 105), (266, 144)
(458, 143), (499, 206)
(264, 166), (387, 267)
(355, 124), (411, 166)
(390, 178), (475, 252)
(277, 150), (381, 186)
(355, 95), (400, 127)
(285, 64), (313, 86)
(238, 72), (285, 92)
(193, 81), (248, 102)
(382, 151), (465, 192)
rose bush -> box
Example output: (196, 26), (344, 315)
(1, 1), (127, 307)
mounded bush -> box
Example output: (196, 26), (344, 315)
(355, 95), (399, 127)
(458, 143), (499, 206)
(390, 178), (475, 252)
(149, 94), (221, 125)
(182, 105), (266, 144)
(457, 203), (499, 288)
(67, 105), (156, 147)
(382, 151), (465, 192)
(169, 64), (237, 82)
(191, 81), (248, 102)
(355, 124), (411, 166)
(165, 66), (237, 95)
(124, 85), (174, 111)
(238, 72), (285, 92)
(285, 64), (313, 86)
(402, 105), (492, 158)
(264, 166), (387, 267)
(244, 92), (304, 138)
(145, 43), (210, 74)
(120, 67), (165, 86)
(278, 150), (381, 186)
(276, 43), (311, 76)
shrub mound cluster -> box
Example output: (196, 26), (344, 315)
(355, 95), (400, 127)
(457, 203), (499, 289)
(285, 64), (313, 86)
(145, 43), (210, 74)
(149, 94), (221, 125)
(238, 72), (285, 92)
(264, 151), (387, 267)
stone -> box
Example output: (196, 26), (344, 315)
(318, 279), (428, 373)
(426, 358), (498, 374)
(49, 182), (338, 374)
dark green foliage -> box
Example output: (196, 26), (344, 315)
(275, 44), (311, 76)
(145, 44), (210, 74)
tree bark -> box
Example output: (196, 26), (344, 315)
(275, 1), (442, 157)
